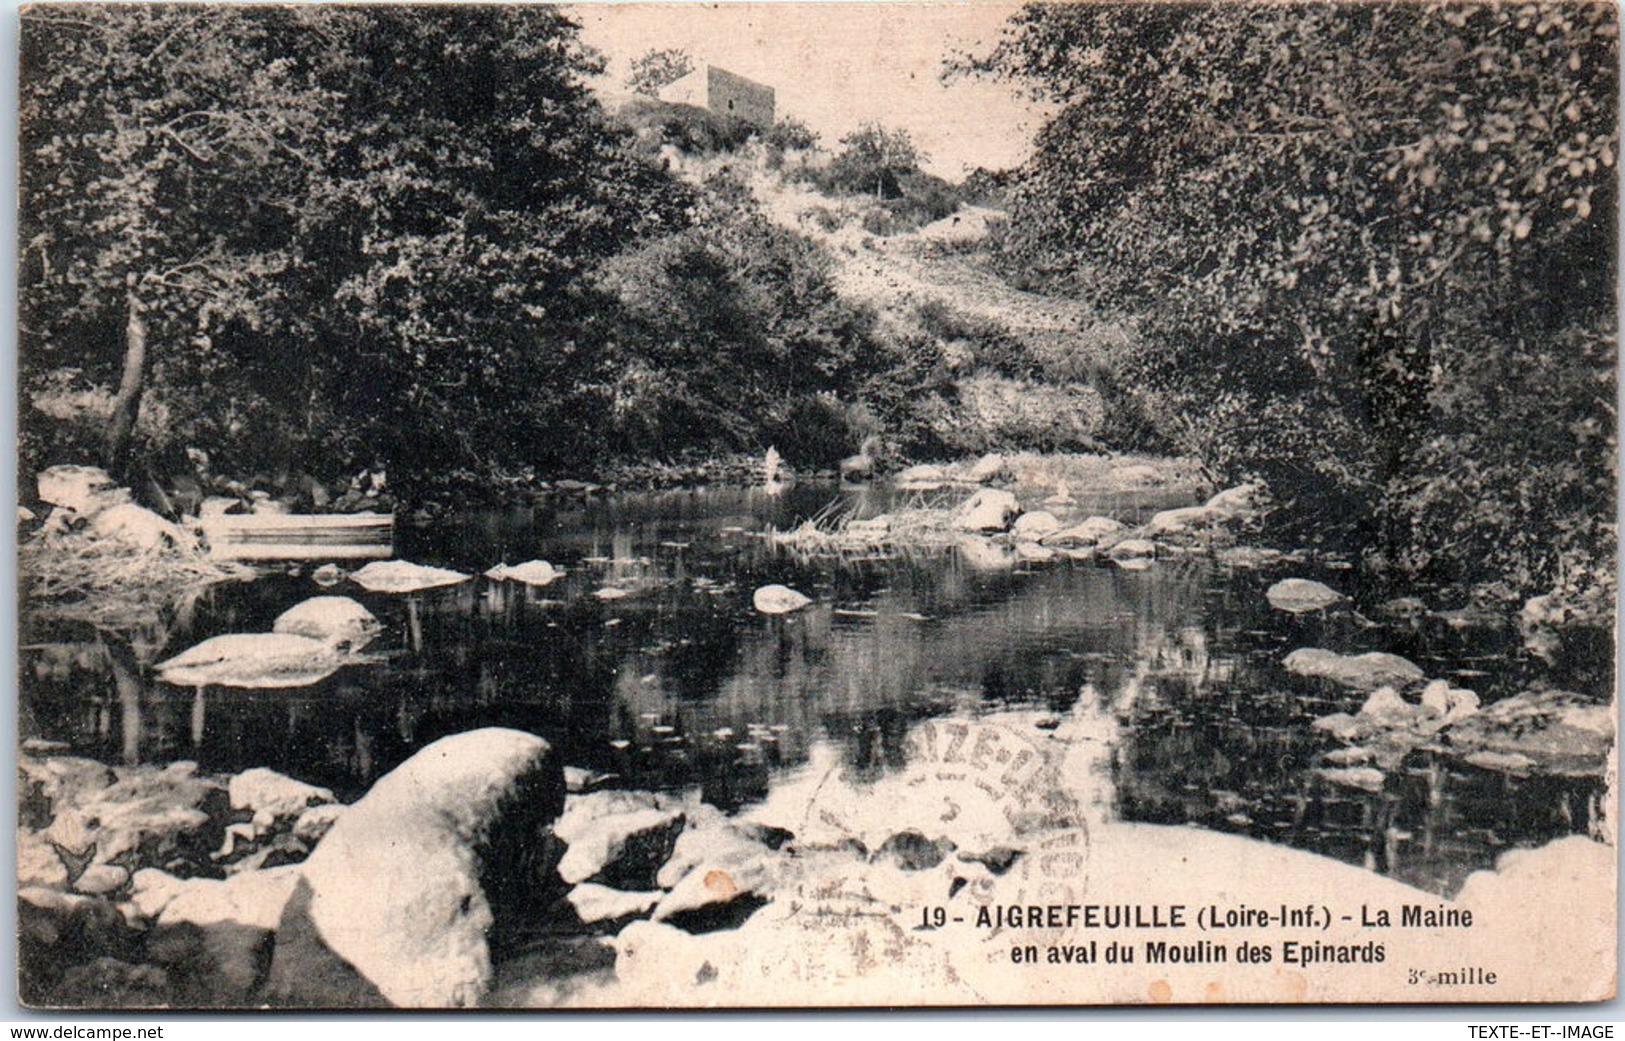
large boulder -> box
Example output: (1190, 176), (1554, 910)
(894, 463), (949, 490)
(1010, 510), (1062, 542)
(555, 805), (685, 891)
(36, 465), (129, 517)
(566, 884), (662, 929)
(135, 866), (303, 1005)
(1203, 482), (1266, 519)
(1440, 690), (1612, 777)
(19, 830), (69, 888)
(1108, 463), (1165, 487)
(1106, 538), (1158, 561)
(89, 504), (188, 552)
(1282, 648), (1425, 691)
(156, 633), (351, 690)
(966, 453), (1009, 483)
(20, 755), (115, 824)
(650, 821), (783, 932)
(45, 762), (226, 876)
(484, 560), (562, 586)
(272, 597), (381, 649)
(953, 488), (1020, 533)
(266, 728), (565, 1008)
(229, 768), (337, 825)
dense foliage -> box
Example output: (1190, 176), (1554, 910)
(972, 2), (1617, 597)
(20, 6), (915, 498)
(825, 123), (927, 200)
(626, 47), (694, 98)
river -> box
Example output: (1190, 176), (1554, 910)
(18, 481), (1603, 898)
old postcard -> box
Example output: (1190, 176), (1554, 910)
(16, 1), (1617, 1009)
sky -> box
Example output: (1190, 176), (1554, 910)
(569, 3), (1052, 178)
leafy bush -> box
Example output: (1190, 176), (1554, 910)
(914, 301), (1038, 379)
(970, 1), (1617, 596)
(617, 96), (758, 156)
(766, 117), (819, 152)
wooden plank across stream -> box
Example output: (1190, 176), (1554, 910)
(200, 511), (394, 561)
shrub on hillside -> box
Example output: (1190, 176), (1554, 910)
(915, 301), (1038, 379)
(934, 376), (1105, 454)
(617, 96), (757, 157)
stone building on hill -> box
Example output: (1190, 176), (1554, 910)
(658, 65), (775, 129)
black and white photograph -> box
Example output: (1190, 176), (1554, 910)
(14, 1), (1618, 1009)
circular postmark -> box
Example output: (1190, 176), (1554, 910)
(797, 713), (1095, 956)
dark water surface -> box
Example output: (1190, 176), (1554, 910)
(20, 482), (1603, 897)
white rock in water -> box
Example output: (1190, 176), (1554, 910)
(273, 596), (381, 648)
(37, 464), (128, 515)
(1205, 482), (1266, 518)
(350, 560), (470, 593)
(753, 584), (812, 614)
(953, 488), (1020, 532)
(229, 767), (336, 821)
(956, 536), (1016, 570)
(566, 883), (661, 926)
(294, 728), (564, 1008)
(1282, 647), (1425, 690)
(1042, 516), (1126, 548)
(1011, 510), (1062, 542)
(1266, 578), (1346, 614)
(1317, 766), (1386, 792)
(90, 503), (187, 552)
(1143, 505), (1222, 538)
(966, 453), (1008, 482)
(1357, 686), (1419, 726)
(484, 560), (561, 586)
(894, 463), (948, 489)
(652, 857), (771, 923)
(293, 803), (347, 844)
(1106, 538), (1157, 560)
(149, 866), (303, 932)
(1108, 463), (1165, 486)
(156, 633), (349, 689)
(1420, 679), (1452, 718)
(556, 807), (685, 888)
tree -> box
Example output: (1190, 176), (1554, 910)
(766, 117), (820, 152)
(20, 6), (330, 475)
(305, 7), (693, 487)
(829, 123), (925, 199)
(627, 47), (694, 97)
(21, 6), (694, 490)
(970, 2), (1617, 596)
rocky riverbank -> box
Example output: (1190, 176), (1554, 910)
(21, 709), (1613, 1008)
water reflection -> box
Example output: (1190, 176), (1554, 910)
(19, 484), (1602, 896)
